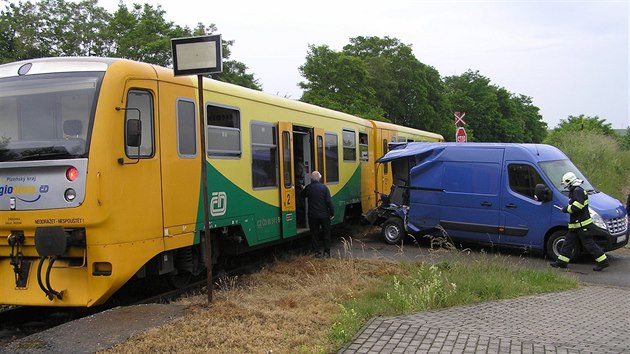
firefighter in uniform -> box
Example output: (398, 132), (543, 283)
(550, 172), (610, 271)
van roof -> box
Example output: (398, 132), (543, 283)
(376, 142), (566, 163)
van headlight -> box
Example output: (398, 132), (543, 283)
(589, 208), (606, 230)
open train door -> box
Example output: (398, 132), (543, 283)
(314, 128), (326, 179)
(278, 122), (297, 238)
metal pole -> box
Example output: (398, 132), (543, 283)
(198, 74), (213, 303)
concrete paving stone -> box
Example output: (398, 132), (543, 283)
(340, 285), (630, 353)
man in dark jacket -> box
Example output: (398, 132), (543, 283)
(550, 171), (610, 271)
(302, 171), (334, 258)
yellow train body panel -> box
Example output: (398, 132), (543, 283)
(0, 57), (443, 307)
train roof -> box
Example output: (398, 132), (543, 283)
(0, 57), (374, 128)
(371, 120), (443, 140)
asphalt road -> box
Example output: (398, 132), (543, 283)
(332, 226), (630, 289)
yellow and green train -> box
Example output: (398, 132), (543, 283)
(0, 57), (443, 307)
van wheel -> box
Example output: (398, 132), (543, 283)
(382, 218), (405, 245)
(546, 230), (581, 260)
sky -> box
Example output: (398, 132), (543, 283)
(98, 0), (627, 129)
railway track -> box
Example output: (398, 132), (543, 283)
(0, 233), (314, 348)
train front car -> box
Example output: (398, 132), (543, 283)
(0, 58), (173, 307)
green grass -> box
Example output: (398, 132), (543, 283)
(328, 255), (578, 347)
(544, 130), (630, 200)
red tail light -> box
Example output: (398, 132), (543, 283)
(66, 166), (79, 182)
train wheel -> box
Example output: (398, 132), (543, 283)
(167, 270), (192, 289)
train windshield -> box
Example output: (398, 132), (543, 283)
(0, 72), (103, 162)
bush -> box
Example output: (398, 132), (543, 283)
(544, 130), (630, 200)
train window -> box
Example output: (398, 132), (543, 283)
(282, 131), (292, 188)
(359, 132), (368, 162)
(206, 104), (241, 157)
(317, 136), (324, 173)
(176, 99), (197, 158)
(325, 132), (339, 183)
(342, 129), (356, 162)
(251, 121), (278, 188)
(125, 90), (154, 158)
(382, 139), (388, 174)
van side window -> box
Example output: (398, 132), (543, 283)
(176, 99), (197, 158)
(207, 104), (241, 157)
(125, 90), (154, 158)
(508, 164), (545, 200)
(251, 121), (277, 188)
(325, 132), (339, 183)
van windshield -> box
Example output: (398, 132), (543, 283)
(0, 72), (102, 162)
(539, 159), (596, 193)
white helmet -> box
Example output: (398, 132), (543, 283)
(561, 172), (582, 187)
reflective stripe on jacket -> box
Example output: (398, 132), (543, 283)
(567, 186), (592, 228)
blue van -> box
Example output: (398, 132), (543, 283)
(371, 142), (629, 259)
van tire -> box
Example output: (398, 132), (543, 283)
(382, 218), (405, 245)
(546, 230), (581, 260)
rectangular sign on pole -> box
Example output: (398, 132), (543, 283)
(171, 34), (224, 303)
(171, 35), (222, 76)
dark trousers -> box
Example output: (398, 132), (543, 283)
(308, 216), (331, 254)
(559, 225), (604, 261)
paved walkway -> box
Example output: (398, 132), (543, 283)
(339, 285), (630, 354)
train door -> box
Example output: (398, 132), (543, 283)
(278, 122), (297, 238)
(294, 127), (313, 231)
(158, 83), (201, 247)
(378, 130), (393, 194)
(120, 81), (164, 243)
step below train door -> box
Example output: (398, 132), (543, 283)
(278, 122), (297, 238)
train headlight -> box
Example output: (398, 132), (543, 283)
(64, 188), (77, 202)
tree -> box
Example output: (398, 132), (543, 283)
(342, 36), (449, 133)
(545, 114), (617, 148)
(443, 70), (547, 142)
(107, 3), (187, 66)
(0, 1), (261, 90)
(299, 44), (384, 119)
(552, 114), (616, 136)
(299, 36), (450, 133)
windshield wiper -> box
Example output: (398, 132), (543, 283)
(12, 151), (72, 161)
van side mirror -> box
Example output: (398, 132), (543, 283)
(126, 119), (142, 147)
(534, 184), (552, 202)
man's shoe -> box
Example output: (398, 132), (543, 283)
(549, 261), (567, 269)
(593, 260), (610, 271)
